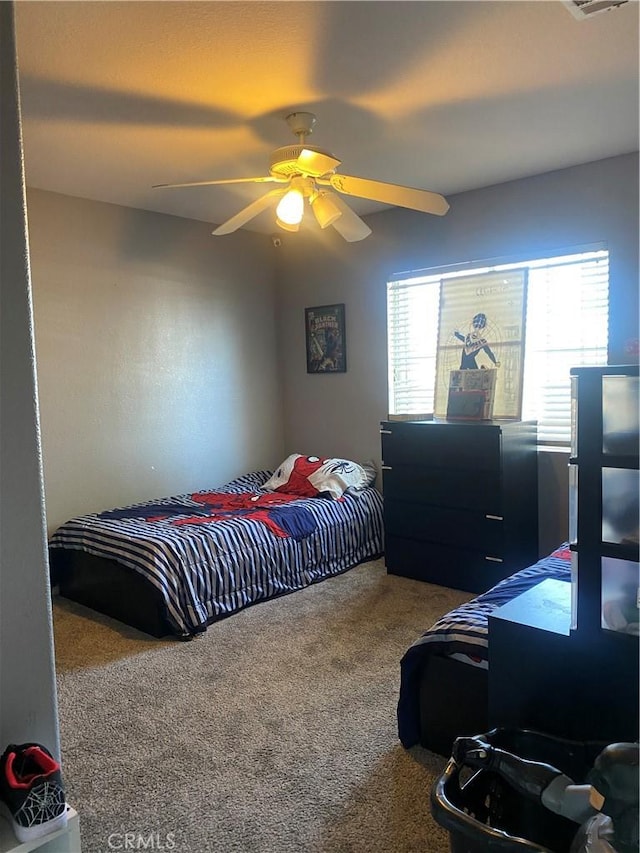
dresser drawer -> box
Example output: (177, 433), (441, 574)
(384, 500), (503, 553)
(385, 536), (507, 593)
(382, 465), (501, 513)
(381, 421), (500, 471)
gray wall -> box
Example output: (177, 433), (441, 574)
(27, 190), (284, 534)
(275, 153), (639, 555)
(0, 3), (59, 756)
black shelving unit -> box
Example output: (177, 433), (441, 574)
(569, 364), (639, 641)
(488, 365), (639, 743)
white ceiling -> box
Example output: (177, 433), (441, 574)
(14, 0), (640, 235)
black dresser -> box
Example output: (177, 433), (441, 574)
(380, 419), (538, 593)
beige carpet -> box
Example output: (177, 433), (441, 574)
(52, 559), (471, 853)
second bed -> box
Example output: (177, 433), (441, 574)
(397, 545), (572, 755)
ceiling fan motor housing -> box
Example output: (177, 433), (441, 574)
(269, 145), (327, 178)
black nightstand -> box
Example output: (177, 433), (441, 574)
(488, 579), (574, 737)
(488, 577), (638, 742)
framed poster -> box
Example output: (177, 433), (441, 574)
(305, 304), (346, 373)
(434, 269), (527, 419)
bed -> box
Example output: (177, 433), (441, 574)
(49, 459), (384, 639)
(397, 544), (572, 756)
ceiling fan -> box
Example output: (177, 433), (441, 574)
(153, 112), (450, 242)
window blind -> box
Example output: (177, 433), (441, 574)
(521, 254), (609, 443)
(387, 250), (609, 444)
(387, 278), (440, 414)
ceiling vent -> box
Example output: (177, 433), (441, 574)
(563, 0), (629, 19)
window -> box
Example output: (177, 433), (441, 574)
(387, 249), (609, 444)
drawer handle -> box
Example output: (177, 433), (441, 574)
(380, 429), (393, 434)
(485, 556), (503, 563)
(485, 514), (503, 521)
(381, 465), (393, 471)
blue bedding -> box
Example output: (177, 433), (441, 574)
(50, 471), (384, 638)
(397, 546), (572, 748)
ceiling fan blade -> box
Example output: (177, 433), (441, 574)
(154, 176), (284, 189)
(212, 188), (287, 236)
(296, 149), (341, 178)
(327, 173), (449, 216)
(326, 193), (372, 242)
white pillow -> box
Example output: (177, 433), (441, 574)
(263, 454), (372, 500)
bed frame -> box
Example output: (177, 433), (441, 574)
(50, 549), (174, 638)
(418, 655), (488, 756)
(50, 544), (384, 641)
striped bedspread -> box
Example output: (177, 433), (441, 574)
(397, 545), (572, 748)
(49, 471), (384, 637)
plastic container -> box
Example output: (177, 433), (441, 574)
(430, 728), (608, 852)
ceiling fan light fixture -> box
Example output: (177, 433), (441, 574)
(310, 192), (342, 229)
(275, 188), (304, 227)
(275, 218), (300, 233)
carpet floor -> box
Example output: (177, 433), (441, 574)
(52, 558), (471, 853)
